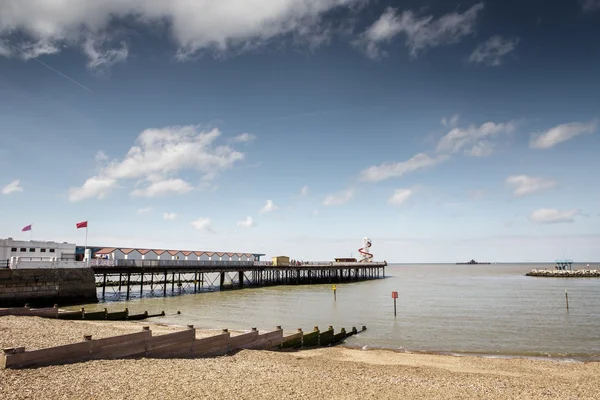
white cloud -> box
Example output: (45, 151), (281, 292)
(582, 0), (600, 12)
(506, 175), (558, 197)
(441, 114), (460, 128)
(136, 207), (152, 214)
(359, 153), (449, 182)
(469, 35), (519, 66)
(437, 121), (517, 156)
(94, 150), (108, 163)
(68, 125), (245, 201)
(231, 133), (256, 143)
(529, 208), (581, 224)
(1, 179), (23, 195)
(529, 120), (597, 149)
(237, 216), (255, 228)
(130, 178), (194, 198)
(354, 3), (484, 59)
(300, 185), (309, 196)
(68, 176), (117, 202)
(191, 217), (215, 233)
(163, 212), (178, 221)
(388, 188), (413, 207)
(0, 0), (365, 65)
(323, 189), (353, 206)
(260, 200), (278, 213)
(83, 35), (128, 70)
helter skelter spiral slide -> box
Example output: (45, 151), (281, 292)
(358, 237), (374, 262)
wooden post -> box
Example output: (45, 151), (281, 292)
(163, 270), (167, 297)
(102, 273), (107, 299)
(332, 284), (337, 301)
(392, 291), (398, 317)
(140, 272), (144, 296)
(565, 289), (569, 311)
(126, 272), (131, 300)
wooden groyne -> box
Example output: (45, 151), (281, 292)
(0, 305), (164, 321)
(526, 269), (600, 278)
(0, 324), (365, 369)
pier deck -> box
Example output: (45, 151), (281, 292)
(91, 260), (386, 300)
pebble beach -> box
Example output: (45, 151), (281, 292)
(0, 316), (599, 399)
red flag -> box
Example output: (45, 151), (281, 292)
(21, 224), (32, 232)
(76, 221), (88, 229)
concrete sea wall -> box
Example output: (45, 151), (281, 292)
(0, 268), (98, 307)
(526, 269), (600, 278)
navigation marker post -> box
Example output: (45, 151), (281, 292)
(392, 291), (398, 317)
(332, 284), (337, 301)
(565, 289), (569, 311)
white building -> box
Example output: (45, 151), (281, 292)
(0, 238), (77, 262)
(92, 247), (261, 262)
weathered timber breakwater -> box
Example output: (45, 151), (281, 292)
(0, 318), (365, 369)
(526, 269), (600, 277)
(0, 305), (164, 321)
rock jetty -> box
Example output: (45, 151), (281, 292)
(526, 269), (600, 277)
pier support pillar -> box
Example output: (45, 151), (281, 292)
(102, 273), (107, 299)
(220, 272), (225, 290)
(238, 271), (244, 288)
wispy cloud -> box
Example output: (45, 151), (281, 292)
(469, 35), (519, 66)
(231, 133), (256, 143)
(529, 208), (581, 224)
(131, 179), (194, 198)
(359, 153), (449, 182)
(1, 179), (23, 195)
(506, 175), (557, 197)
(191, 217), (215, 233)
(529, 120), (597, 149)
(136, 207), (152, 215)
(300, 185), (309, 197)
(354, 3), (484, 59)
(260, 200), (278, 213)
(437, 120), (517, 157)
(237, 216), (255, 228)
(163, 212), (177, 221)
(323, 189), (354, 206)
(387, 188), (414, 207)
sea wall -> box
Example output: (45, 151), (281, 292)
(0, 268), (98, 307)
(526, 269), (600, 278)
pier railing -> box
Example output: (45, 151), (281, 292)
(89, 259), (385, 268)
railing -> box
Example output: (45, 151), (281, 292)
(90, 259), (256, 268)
(1, 259), (8, 268)
(88, 259), (385, 268)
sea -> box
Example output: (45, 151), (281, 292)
(69, 263), (600, 362)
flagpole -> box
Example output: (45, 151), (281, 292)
(29, 223), (32, 241)
(85, 226), (88, 261)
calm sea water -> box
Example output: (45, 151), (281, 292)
(72, 263), (600, 361)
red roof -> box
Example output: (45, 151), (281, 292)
(95, 248), (116, 254)
(93, 247), (259, 258)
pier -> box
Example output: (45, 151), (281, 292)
(91, 260), (387, 300)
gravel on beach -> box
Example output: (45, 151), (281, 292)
(1, 316), (598, 400)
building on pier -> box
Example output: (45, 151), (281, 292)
(89, 246), (265, 262)
(1, 238), (77, 261)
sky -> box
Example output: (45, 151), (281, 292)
(0, 0), (599, 263)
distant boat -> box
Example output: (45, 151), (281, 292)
(456, 259), (491, 265)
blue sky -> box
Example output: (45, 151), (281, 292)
(1, 0), (599, 263)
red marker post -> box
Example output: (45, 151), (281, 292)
(392, 291), (398, 317)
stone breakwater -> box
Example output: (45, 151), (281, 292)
(526, 269), (600, 277)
